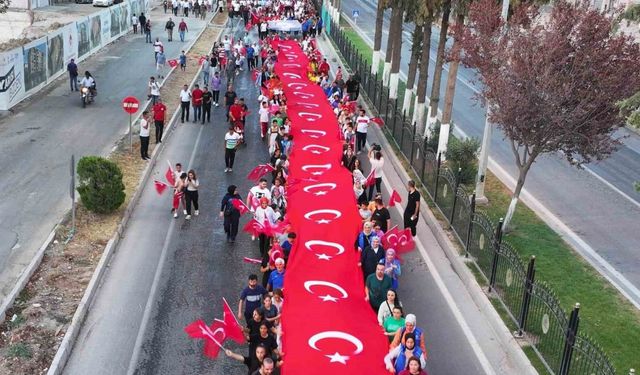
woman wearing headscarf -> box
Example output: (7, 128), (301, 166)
(355, 221), (375, 252)
(384, 249), (402, 290)
(390, 314), (428, 355)
(220, 185), (242, 243)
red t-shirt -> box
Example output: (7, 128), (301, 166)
(179, 21), (187, 31)
(153, 103), (167, 121)
(229, 104), (243, 121)
(319, 62), (330, 75)
(192, 89), (203, 105)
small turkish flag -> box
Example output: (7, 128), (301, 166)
(168, 59), (178, 68)
(243, 256), (262, 264)
(231, 198), (250, 215)
(243, 218), (265, 237)
(245, 21), (253, 31)
(221, 297), (246, 344)
(395, 228), (416, 253)
(184, 319), (226, 359)
(371, 117), (384, 127)
(247, 164), (275, 181)
(154, 180), (169, 195)
(388, 190), (402, 207)
(252, 69), (260, 82)
(165, 163), (176, 187)
(364, 169), (376, 187)
(381, 225), (399, 249)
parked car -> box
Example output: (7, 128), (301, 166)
(75, 0), (93, 4)
(92, 0), (114, 6)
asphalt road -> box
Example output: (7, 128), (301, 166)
(340, 0), (640, 301)
(0, 6), (213, 304)
(63, 26), (530, 375)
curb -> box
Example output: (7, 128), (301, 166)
(317, 31), (538, 374)
(45, 14), (228, 375)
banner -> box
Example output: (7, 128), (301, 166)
(90, 14), (103, 51)
(47, 28), (65, 79)
(275, 40), (388, 374)
(23, 37), (48, 93)
(0, 47), (25, 110)
(77, 17), (91, 59)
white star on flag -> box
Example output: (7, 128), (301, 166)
(326, 352), (350, 364)
(316, 253), (332, 260)
(314, 191), (328, 196)
(316, 219), (331, 224)
(319, 294), (339, 302)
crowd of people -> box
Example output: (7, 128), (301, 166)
(149, 0), (427, 373)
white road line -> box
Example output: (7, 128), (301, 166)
(125, 123), (206, 375)
(582, 165), (640, 209)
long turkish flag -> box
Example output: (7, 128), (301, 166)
(273, 40), (388, 374)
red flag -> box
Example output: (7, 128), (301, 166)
(381, 225), (399, 249)
(395, 228), (416, 253)
(245, 21), (253, 32)
(154, 180), (168, 195)
(243, 256), (262, 264)
(247, 164), (275, 181)
(364, 169), (376, 187)
(221, 297), (246, 344)
(371, 117), (384, 126)
(165, 163), (176, 186)
(199, 55), (207, 65)
(243, 218), (265, 237)
(168, 59), (178, 68)
(231, 198), (250, 215)
(252, 69), (260, 82)
(184, 319), (226, 359)
(388, 190), (402, 207)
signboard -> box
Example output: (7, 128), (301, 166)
(122, 95), (140, 114)
(352, 9), (359, 18)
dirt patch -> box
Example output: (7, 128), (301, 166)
(0, 12), (227, 375)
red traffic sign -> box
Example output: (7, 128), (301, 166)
(122, 96), (140, 114)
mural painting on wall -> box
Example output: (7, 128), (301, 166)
(110, 6), (121, 37)
(77, 18), (91, 58)
(0, 48), (24, 108)
(90, 15), (102, 50)
(120, 4), (130, 34)
(23, 40), (47, 92)
(47, 33), (64, 78)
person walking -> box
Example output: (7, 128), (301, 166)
(153, 38), (163, 61)
(220, 185), (242, 242)
(184, 169), (199, 219)
(139, 110), (151, 160)
(152, 98), (167, 143)
(201, 57), (210, 85)
(179, 50), (187, 71)
(224, 84), (237, 121)
(191, 84), (203, 123)
(224, 126), (241, 172)
(179, 84), (191, 123)
(173, 0), (179, 16)
(178, 18), (188, 42)
(403, 180), (421, 237)
(355, 109), (370, 153)
(210, 71), (222, 106)
(368, 147), (384, 200)
(138, 12), (147, 32)
(144, 19), (152, 43)
(132, 13), (139, 34)
(148, 76), (161, 105)
(156, 49), (167, 79)
(201, 86), (212, 124)
(67, 58), (78, 91)
(165, 17), (175, 41)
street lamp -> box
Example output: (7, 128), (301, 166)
(475, 0), (509, 203)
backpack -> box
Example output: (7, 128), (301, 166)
(224, 198), (239, 216)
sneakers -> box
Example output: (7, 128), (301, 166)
(224, 168), (229, 172)
(228, 168), (233, 172)
(194, 210), (199, 216)
(185, 215), (191, 220)
(173, 212), (178, 218)
(183, 209), (188, 215)
(251, 235), (256, 241)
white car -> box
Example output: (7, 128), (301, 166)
(92, 0), (113, 6)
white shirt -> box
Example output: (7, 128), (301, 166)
(140, 118), (150, 137)
(149, 81), (161, 96)
(255, 206), (277, 226)
(259, 106), (270, 122)
(356, 115), (370, 133)
(180, 89), (191, 102)
(370, 157), (384, 178)
(80, 76), (95, 88)
(186, 178), (199, 191)
(225, 131), (242, 149)
(223, 39), (231, 51)
(249, 186), (271, 202)
(132, 16), (139, 25)
(154, 41), (163, 53)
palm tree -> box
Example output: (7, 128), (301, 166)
(425, 0), (452, 138)
(372, 0), (389, 75)
(401, 1), (426, 112)
(388, 0), (406, 99)
(413, 0), (439, 135)
(383, 1), (402, 85)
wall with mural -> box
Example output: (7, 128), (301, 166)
(0, 0), (147, 110)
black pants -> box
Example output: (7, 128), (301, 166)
(404, 212), (418, 236)
(185, 190), (199, 214)
(212, 91), (220, 103)
(180, 101), (190, 122)
(225, 148), (236, 168)
(224, 215), (239, 240)
(202, 105), (211, 123)
(155, 120), (164, 143)
(259, 234), (270, 257)
(368, 177), (382, 201)
(140, 136), (149, 159)
(133, 24), (138, 33)
(225, 104), (231, 120)
(356, 131), (367, 152)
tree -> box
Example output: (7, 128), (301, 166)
(77, 156), (126, 214)
(388, 0), (406, 99)
(383, 2), (403, 85)
(402, 0), (429, 113)
(372, 0), (390, 75)
(425, 0), (452, 137)
(1, 0), (10, 13)
(618, 91), (640, 129)
(413, 0), (439, 134)
(459, 0), (640, 229)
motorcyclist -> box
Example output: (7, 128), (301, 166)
(79, 71), (96, 97)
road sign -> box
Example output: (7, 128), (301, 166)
(122, 96), (140, 114)
(352, 9), (359, 18)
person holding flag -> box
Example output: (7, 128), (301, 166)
(220, 185), (243, 242)
(254, 197), (277, 257)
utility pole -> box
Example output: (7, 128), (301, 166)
(475, 0), (509, 203)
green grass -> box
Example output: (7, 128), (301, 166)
(335, 19), (640, 374)
(6, 343), (32, 359)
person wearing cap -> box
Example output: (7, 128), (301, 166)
(390, 314), (428, 356)
(384, 332), (427, 374)
(360, 236), (385, 280)
(267, 258), (286, 292)
(365, 263), (392, 312)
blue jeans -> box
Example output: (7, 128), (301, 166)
(69, 73), (78, 91)
(202, 71), (209, 85)
(145, 31), (152, 43)
(179, 30), (185, 42)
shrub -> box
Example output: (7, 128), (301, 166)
(76, 156), (125, 214)
(7, 343), (32, 359)
(622, 4), (640, 22)
(446, 136), (481, 185)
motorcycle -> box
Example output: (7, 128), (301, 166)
(80, 85), (96, 108)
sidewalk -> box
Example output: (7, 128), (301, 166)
(315, 33), (537, 374)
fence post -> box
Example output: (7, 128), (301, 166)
(465, 191), (476, 257)
(420, 136), (428, 184)
(517, 256), (536, 337)
(450, 167), (462, 225)
(434, 152), (442, 203)
(488, 218), (504, 292)
(399, 111), (407, 150)
(391, 99), (399, 135)
(409, 123), (417, 162)
(372, 73), (378, 105)
(559, 303), (581, 375)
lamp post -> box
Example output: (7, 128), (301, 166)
(474, 0), (509, 203)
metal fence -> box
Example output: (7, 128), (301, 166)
(322, 13), (618, 375)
